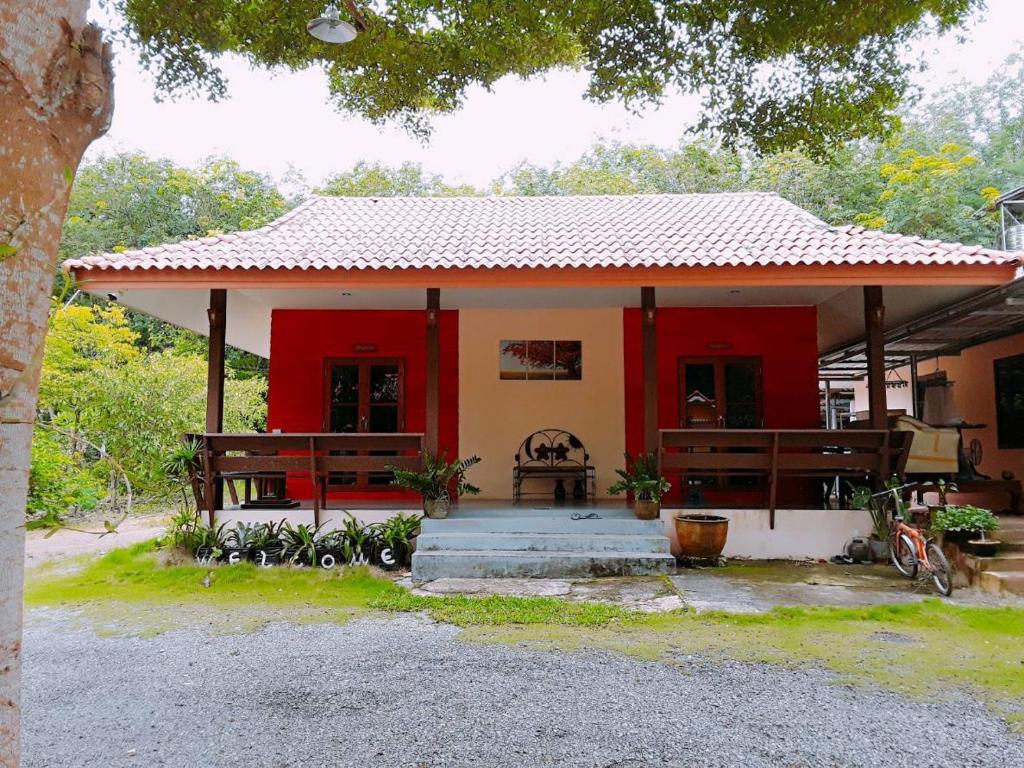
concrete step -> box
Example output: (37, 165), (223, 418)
(971, 552), (1024, 572)
(411, 549), (676, 580)
(421, 516), (663, 535)
(416, 531), (671, 554)
(977, 570), (1024, 596)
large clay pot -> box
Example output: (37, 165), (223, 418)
(634, 500), (660, 520)
(674, 513), (729, 558)
(424, 499), (450, 519)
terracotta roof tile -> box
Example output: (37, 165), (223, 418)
(65, 193), (1021, 273)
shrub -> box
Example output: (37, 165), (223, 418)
(932, 505), (999, 534)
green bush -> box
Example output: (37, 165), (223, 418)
(27, 428), (104, 525)
(932, 505), (999, 534)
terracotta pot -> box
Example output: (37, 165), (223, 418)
(634, 500), (660, 520)
(674, 513), (729, 558)
(424, 499), (450, 519)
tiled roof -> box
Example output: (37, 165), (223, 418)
(65, 193), (1020, 273)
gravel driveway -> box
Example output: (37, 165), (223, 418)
(23, 612), (1023, 767)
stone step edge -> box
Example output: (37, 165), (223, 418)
(412, 549), (677, 560)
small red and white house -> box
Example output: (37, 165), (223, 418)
(65, 193), (1023, 573)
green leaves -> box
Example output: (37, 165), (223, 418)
(115, 0), (983, 154)
(0, 243), (17, 260)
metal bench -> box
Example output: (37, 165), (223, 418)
(513, 429), (596, 502)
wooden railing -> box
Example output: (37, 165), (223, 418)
(658, 429), (912, 528)
(187, 432), (425, 525)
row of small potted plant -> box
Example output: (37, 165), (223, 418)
(161, 510), (423, 570)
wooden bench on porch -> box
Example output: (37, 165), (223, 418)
(190, 432), (425, 525)
(513, 429), (597, 502)
(658, 429), (913, 528)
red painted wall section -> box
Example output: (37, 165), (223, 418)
(624, 306), (820, 503)
(267, 309), (458, 500)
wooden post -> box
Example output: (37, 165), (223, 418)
(206, 289), (227, 518)
(863, 286), (887, 431)
(641, 287), (658, 456)
(425, 288), (440, 456)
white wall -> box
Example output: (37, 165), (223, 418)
(660, 508), (875, 559)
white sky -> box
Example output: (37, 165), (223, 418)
(88, 0), (1024, 188)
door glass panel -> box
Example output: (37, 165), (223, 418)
(370, 365), (399, 403)
(330, 365), (359, 405)
(329, 405), (359, 433)
(724, 362), (759, 428)
(684, 363), (718, 428)
(369, 405), (399, 433)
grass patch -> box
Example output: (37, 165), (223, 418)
(371, 591), (634, 626)
(25, 539), (405, 633)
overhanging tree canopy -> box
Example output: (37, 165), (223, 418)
(115, 0), (983, 155)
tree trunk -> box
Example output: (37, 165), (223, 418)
(0, 3), (112, 765)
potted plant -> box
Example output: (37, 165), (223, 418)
(933, 504), (1000, 553)
(920, 478), (958, 518)
(224, 522), (259, 564)
(849, 483), (896, 561)
(250, 520), (285, 566)
(193, 522), (227, 563)
(338, 512), (373, 564)
(389, 451), (481, 519)
(374, 512), (423, 568)
(280, 522), (324, 566)
(607, 452), (671, 520)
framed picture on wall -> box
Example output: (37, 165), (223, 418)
(499, 340), (582, 380)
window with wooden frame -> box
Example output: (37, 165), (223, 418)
(994, 353), (1024, 449)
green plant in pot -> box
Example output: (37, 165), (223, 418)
(374, 512), (423, 569)
(920, 478), (958, 516)
(932, 504), (999, 554)
(850, 482), (902, 562)
(193, 522), (228, 563)
(339, 512), (373, 563)
(607, 452), (671, 520)
(280, 522), (324, 566)
(389, 451), (481, 519)
(250, 520), (285, 566)
(224, 522), (259, 564)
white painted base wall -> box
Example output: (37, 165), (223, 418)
(660, 508), (874, 560)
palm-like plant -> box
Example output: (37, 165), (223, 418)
(607, 452), (671, 502)
(389, 451), (481, 502)
(161, 437), (202, 510)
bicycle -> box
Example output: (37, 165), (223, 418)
(871, 484), (954, 596)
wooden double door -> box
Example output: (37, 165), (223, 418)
(678, 356), (764, 496)
(323, 358), (404, 489)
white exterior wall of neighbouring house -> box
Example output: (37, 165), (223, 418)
(458, 308), (626, 500)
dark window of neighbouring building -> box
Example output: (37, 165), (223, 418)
(994, 353), (1024, 449)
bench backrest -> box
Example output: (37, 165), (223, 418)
(515, 429), (590, 468)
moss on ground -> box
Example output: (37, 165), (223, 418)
(26, 541), (1024, 725)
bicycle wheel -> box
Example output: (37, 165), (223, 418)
(925, 542), (954, 597)
(890, 533), (918, 579)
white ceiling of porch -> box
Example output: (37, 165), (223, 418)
(104, 283), (985, 360)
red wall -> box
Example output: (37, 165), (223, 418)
(267, 309), (458, 499)
(624, 306), (820, 503)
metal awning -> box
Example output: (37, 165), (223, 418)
(818, 276), (1024, 379)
